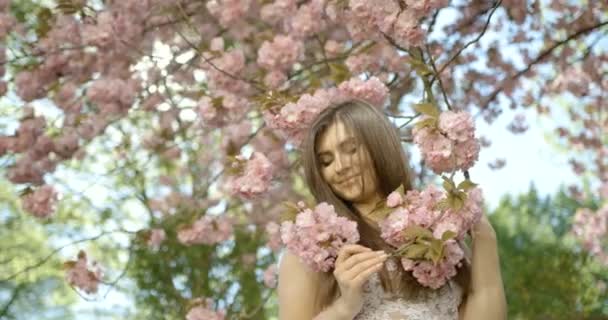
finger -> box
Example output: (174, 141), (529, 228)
(339, 251), (386, 273)
(335, 244), (371, 266)
(342, 253), (387, 280)
(351, 260), (385, 287)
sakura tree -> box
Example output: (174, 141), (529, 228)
(0, 0), (606, 318)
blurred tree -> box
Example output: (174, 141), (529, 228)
(0, 179), (75, 320)
(490, 185), (608, 319)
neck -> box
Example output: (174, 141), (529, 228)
(352, 192), (384, 222)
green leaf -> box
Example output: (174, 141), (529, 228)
(35, 8), (53, 38)
(56, 0), (83, 14)
(412, 102), (440, 118)
(410, 58), (433, 77)
(449, 194), (464, 211)
(414, 117), (437, 130)
(442, 176), (456, 192)
(395, 184), (406, 197)
(435, 199), (450, 211)
(329, 62), (352, 83)
(280, 201), (300, 222)
(457, 179), (478, 191)
(441, 230), (457, 242)
(402, 225), (434, 240)
(404, 244), (428, 260)
(427, 240), (444, 263)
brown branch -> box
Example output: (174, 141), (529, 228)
(0, 284), (25, 319)
(480, 19), (608, 110)
(0, 229), (135, 282)
(426, 44), (453, 111)
(431, 0), (502, 86)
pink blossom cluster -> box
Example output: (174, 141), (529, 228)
(197, 94), (251, 127)
(264, 77), (388, 145)
(401, 241), (464, 289)
(413, 111), (480, 174)
(65, 251), (103, 294)
(177, 215), (233, 246)
(379, 185), (483, 288)
(338, 76), (389, 108)
(201, 49), (250, 95)
(20, 184), (59, 219)
(280, 202), (360, 272)
(225, 152), (274, 199)
(2, 111), (63, 185)
(186, 297), (226, 320)
(146, 228), (166, 249)
(572, 205), (608, 266)
(336, 0), (447, 48)
(206, 0), (252, 28)
(263, 263), (278, 288)
(288, 0), (326, 38)
(257, 35), (304, 71)
(86, 77), (140, 115)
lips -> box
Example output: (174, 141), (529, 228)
(338, 174), (359, 184)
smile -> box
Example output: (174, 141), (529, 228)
(338, 175), (359, 185)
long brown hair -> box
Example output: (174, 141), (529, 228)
(299, 99), (470, 314)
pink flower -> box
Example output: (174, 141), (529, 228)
(264, 70), (287, 89)
(226, 152), (274, 199)
(202, 49), (249, 94)
(572, 205), (607, 262)
(280, 202), (359, 272)
(438, 111), (475, 143)
(186, 298), (226, 320)
(338, 76), (389, 107)
(177, 215), (234, 246)
(386, 191), (403, 208)
(147, 228), (166, 249)
(53, 130), (80, 159)
(206, 0), (251, 28)
(65, 251), (102, 294)
(265, 221), (282, 252)
(379, 184), (482, 288)
(257, 35), (304, 71)
(263, 263), (278, 288)
(289, 1), (326, 38)
(413, 111), (480, 174)
(21, 184), (58, 219)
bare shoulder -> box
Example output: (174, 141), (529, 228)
(278, 250), (323, 320)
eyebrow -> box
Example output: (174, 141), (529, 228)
(316, 137), (358, 157)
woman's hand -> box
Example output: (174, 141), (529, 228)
(333, 244), (388, 318)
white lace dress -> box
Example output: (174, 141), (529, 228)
(354, 259), (463, 320)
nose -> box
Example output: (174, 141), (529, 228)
(334, 153), (351, 176)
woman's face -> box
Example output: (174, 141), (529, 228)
(316, 121), (380, 205)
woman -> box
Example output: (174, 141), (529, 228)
(277, 99), (507, 320)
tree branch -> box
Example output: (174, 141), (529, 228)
(431, 0), (502, 86)
(480, 19), (608, 110)
(0, 229), (135, 283)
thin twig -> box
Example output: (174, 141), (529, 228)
(431, 0), (502, 86)
(426, 44), (453, 111)
(480, 19), (608, 110)
(0, 229), (135, 282)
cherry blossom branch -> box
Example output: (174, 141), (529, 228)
(100, 244), (135, 299)
(426, 44), (453, 111)
(287, 41), (373, 81)
(430, 0), (501, 86)
(480, 19), (608, 110)
(0, 229), (136, 282)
